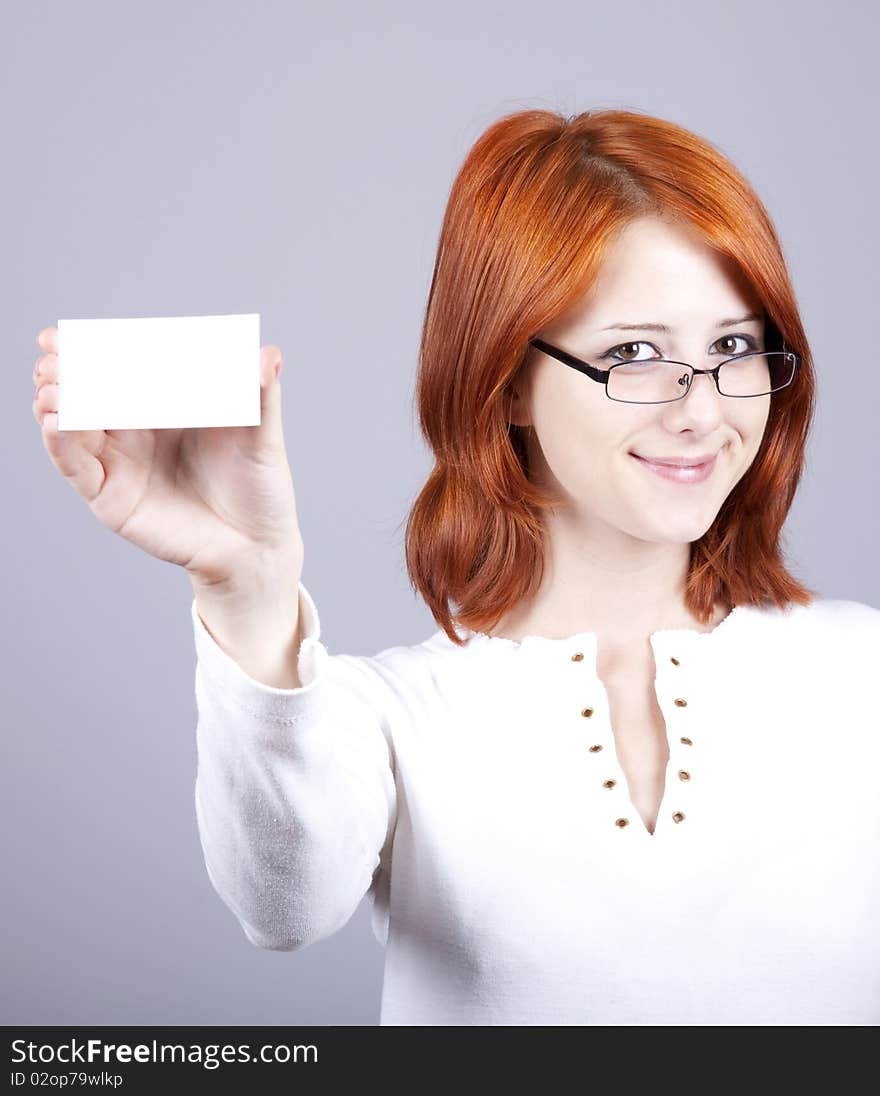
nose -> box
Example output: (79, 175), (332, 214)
(666, 368), (726, 430)
(680, 368), (719, 402)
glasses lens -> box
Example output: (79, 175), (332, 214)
(606, 352), (796, 403)
(717, 352), (795, 397)
(607, 360), (694, 403)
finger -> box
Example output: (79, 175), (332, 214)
(37, 400), (108, 502)
(37, 327), (58, 355)
(258, 344), (285, 438)
(34, 352), (57, 385)
(33, 381), (57, 423)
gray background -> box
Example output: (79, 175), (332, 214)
(4, 0), (878, 1024)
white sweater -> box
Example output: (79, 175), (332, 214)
(191, 581), (880, 1025)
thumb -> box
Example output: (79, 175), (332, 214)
(258, 345), (285, 436)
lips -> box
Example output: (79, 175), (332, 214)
(631, 453), (717, 468)
(630, 452), (718, 483)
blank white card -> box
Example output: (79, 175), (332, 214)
(56, 313), (261, 431)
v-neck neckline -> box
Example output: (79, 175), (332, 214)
(452, 603), (757, 842)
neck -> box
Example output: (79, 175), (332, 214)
(489, 516), (728, 650)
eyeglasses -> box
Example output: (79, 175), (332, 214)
(529, 338), (802, 404)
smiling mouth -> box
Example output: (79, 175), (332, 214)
(630, 452), (718, 468)
(630, 452), (718, 483)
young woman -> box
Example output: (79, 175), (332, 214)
(33, 108), (880, 1025)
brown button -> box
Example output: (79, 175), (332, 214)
(615, 817), (630, 828)
(672, 811), (686, 823)
(588, 743), (603, 753)
(678, 770), (691, 781)
(571, 652), (584, 661)
(674, 698), (688, 707)
(602, 779), (617, 789)
(670, 656), (680, 665)
(581, 707), (594, 718)
(680, 736), (693, 745)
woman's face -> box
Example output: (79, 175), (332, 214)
(510, 214), (772, 546)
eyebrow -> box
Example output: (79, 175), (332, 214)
(598, 312), (763, 333)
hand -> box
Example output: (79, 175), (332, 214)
(32, 327), (304, 586)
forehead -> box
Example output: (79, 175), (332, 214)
(569, 216), (761, 328)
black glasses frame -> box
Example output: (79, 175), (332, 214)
(528, 338), (802, 404)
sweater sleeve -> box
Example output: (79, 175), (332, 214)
(190, 579), (398, 952)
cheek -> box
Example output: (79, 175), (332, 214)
(534, 420), (628, 505)
(740, 399), (771, 455)
(532, 390), (612, 470)
(719, 404), (770, 490)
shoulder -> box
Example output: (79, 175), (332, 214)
(349, 624), (472, 683)
(740, 595), (880, 671)
(781, 595), (880, 638)
(322, 626), (473, 718)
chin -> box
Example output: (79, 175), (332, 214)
(634, 509), (719, 545)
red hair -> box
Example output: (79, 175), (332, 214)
(403, 108), (818, 645)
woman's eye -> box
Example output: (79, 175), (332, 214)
(603, 341), (658, 363)
(714, 334), (758, 356)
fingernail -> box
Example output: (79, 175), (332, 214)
(275, 359), (283, 380)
